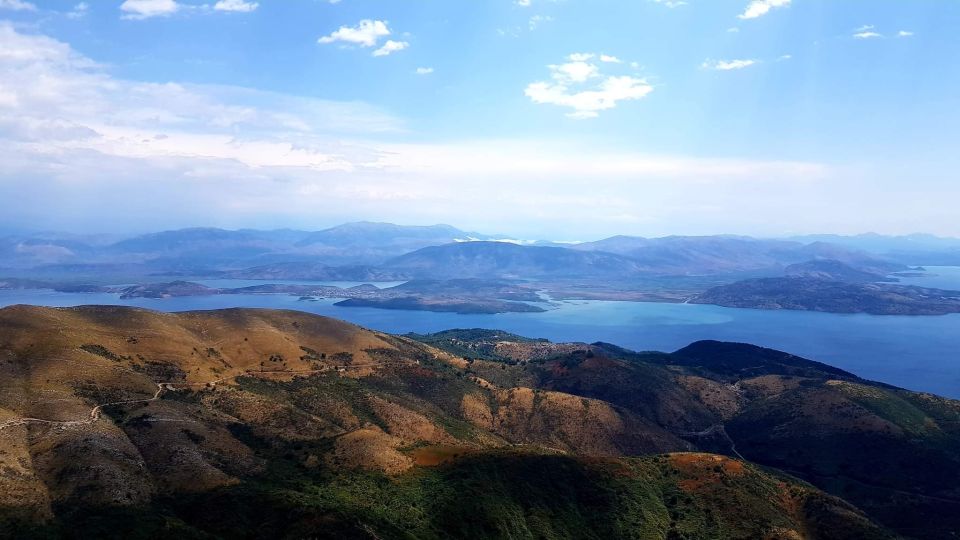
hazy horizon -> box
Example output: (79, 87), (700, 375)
(5, 220), (960, 245)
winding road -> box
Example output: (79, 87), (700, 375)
(675, 423), (745, 460)
(0, 362), (385, 433)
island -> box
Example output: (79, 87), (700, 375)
(692, 277), (960, 315)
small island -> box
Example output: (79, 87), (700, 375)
(692, 277), (960, 315)
(334, 297), (546, 314)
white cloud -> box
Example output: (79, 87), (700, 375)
(120, 0), (180, 20)
(318, 19), (396, 51)
(66, 2), (89, 19)
(600, 54), (622, 63)
(651, 0), (687, 7)
(727, 27), (740, 33)
(702, 58), (757, 70)
(853, 26), (882, 39)
(567, 52), (594, 62)
(898, 30), (914, 37)
(0, 23), (867, 239)
(528, 14), (551, 30)
(372, 39), (408, 57)
(515, 0), (531, 6)
(0, 0), (35, 11)
(525, 53), (653, 119)
(738, 0), (790, 20)
(0, 22), (401, 171)
(777, 54), (792, 61)
(415, 67), (433, 75)
(214, 0), (258, 13)
(552, 60), (599, 82)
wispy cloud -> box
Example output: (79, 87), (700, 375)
(120, 0), (180, 20)
(651, 0), (687, 8)
(702, 58), (757, 70)
(213, 0), (258, 13)
(66, 2), (89, 19)
(738, 0), (790, 20)
(853, 25), (882, 39)
(0, 23), (844, 237)
(0, 0), (36, 11)
(415, 67), (434, 75)
(525, 52), (653, 119)
(0, 22), (402, 166)
(528, 14), (552, 31)
(898, 30), (914, 38)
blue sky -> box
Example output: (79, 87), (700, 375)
(0, 0), (958, 239)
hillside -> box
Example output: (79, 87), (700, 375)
(3, 306), (957, 537)
(784, 259), (895, 283)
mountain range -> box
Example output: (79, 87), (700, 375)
(1, 223), (945, 281)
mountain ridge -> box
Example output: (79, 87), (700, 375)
(1, 305), (954, 538)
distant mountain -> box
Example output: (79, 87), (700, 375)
(789, 233), (960, 265)
(225, 262), (404, 281)
(7, 225), (950, 281)
(295, 221), (488, 248)
(0, 224), (502, 276)
(0, 232), (110, 268)
(382, 241), (647, 279)
(101, 228), (316, 270)
(106, 227), (309, 254)
(573, 235), (903, 275)
(789, 232), (960, 253)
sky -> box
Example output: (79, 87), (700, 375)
(0, 0), (958, 240)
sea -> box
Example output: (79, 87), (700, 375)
(2, 268), (959, 398)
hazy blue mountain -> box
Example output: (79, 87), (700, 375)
(105, 227), (311, 256)
(0, 224), (501, 276)
(225, 262), (404, 281)
(295, 222), (489, 248)
(572, 235), (902, 275)
(789, 233), (960, 253)
(788, 233), (960, 265)
(382, 241), (646, 279)
(0, 231), (116, 268)
(4, 225), (947, 282)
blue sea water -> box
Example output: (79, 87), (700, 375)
(895, 266), (960, 290)
(2, 268), (959, 399)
